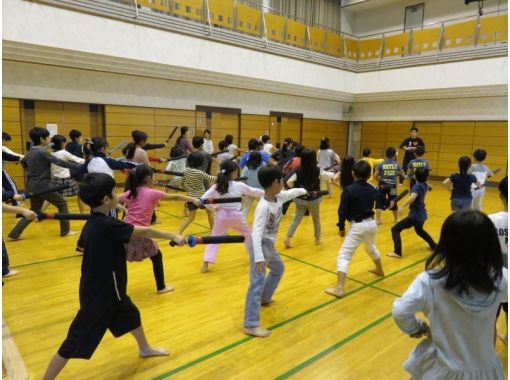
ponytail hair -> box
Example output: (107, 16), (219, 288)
(123, 142), (136, 160)
(51, 135), (66, 152)
(216, 159), (238, 195)
(458, 156), (471, 176)
(83, 137), (108, 159)
(246, 151), (262, 170)
(128, 164), (153, 199)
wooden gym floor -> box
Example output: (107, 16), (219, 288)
(2, 180), (508, 379)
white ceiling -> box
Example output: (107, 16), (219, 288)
(342, 0), (406, 13)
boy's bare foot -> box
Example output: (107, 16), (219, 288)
(62, 231), (77, 237)
(325, 287), (345, 298)
(157, 285), (175, 294)
(283, 237), (292, 248)
(2, 270), (18, 278)
(201, 262), (209, 273)
(386, 252), (402, 258)
(261, 299), (274, 306)
(315, 239), (321, 245)
(498, 334), (508, 345)
(139, 347), (170, 357)
(244, 327), (271, 338)
(368, 268), (385, 276)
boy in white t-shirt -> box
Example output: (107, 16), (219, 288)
(489, 176), (508, 345)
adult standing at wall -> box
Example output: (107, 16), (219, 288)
(174, 126), (193, 156)
(399, 127), (425, 184)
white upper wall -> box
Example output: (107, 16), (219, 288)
(1, 0), (508, 120)
(349, 0), (507, 36)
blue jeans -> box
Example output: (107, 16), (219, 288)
(244, 238), (284, 328)
(451, 197), (472, 211)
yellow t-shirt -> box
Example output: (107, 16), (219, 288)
(360, 157), (384, 182)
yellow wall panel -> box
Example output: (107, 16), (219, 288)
(478, 15), (507, 44)
(235, 3), (261, 36)
(358, 38), (381, 60)
(344, 37), (358, 59)
(411, 28), (441, 54)
(444, 19), (477, 48)
(473, 136), (508, 146)
(264, 13), (285, 42)
(309, 27), (327, 53)
(106, 113), (154, 127)
(209, 0), (234, 29)
(285, 19), (306, 48)
(383, 33), (409, 57)
(326, 32), (342, 57)
(173, 0), (204, 22)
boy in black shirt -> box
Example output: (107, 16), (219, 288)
(325, 161), (384, 298)
(42, 173), (185, 380)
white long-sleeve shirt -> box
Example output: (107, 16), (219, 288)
(251, 188), (307, 262)
(202, 181), (264, 210)
(51, 150), (85, 178)
(2, 146), (24, 159)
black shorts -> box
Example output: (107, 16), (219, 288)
(375, 183), (398, 210)
(58, 296), (141, 359)
(186, 201), (199, 211)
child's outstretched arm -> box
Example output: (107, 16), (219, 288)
(392, 272), (431, 338)
(398, 192), (417, 211)
(163, 193), (200, 206)
(442, 178), (452, 191)
(237, 182), (265, 198)
(132, 226), (185, 246)
(2, 204), (37, 219)
(278, 188), (308, 203)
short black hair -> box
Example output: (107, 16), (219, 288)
(218, 140), (226, 150)
(499, 176), (508, 201)
(79, 173), (116, 208)
(187, 151), (204, 168)
(2, 132), (12, 141)
(362, 148), (371, 157)
(261, 135), (270, 143)
(426, 210), (503, 295)
(353, 160), (371, 180)
(248, 139), (259, 151)
(258, 165), (282, 189)
(192, 136), (204, 149)
(410, 127), (418, 132)
(415, 167), (429, 183)
(414, 146), (425, 156)
(473, 149), (487, 162)
(385, 147), (396, 159)
(29, 127), (50, 145)
(69, 129), (82, 141)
